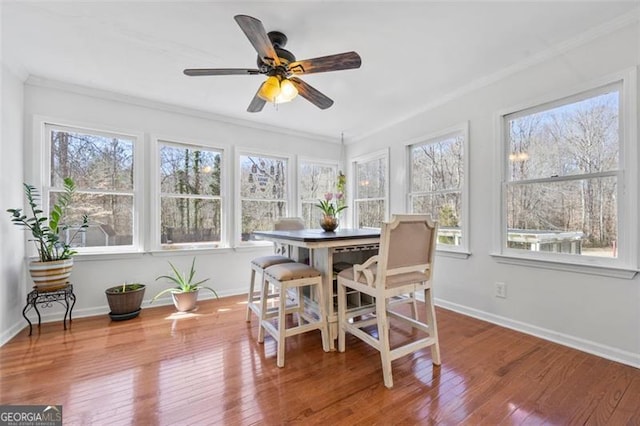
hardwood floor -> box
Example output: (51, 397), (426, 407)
(1, 294), (639, 425)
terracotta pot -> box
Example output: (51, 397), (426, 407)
(319, 215), (339, 232)
(172, 290), (199, 312)
(28, 258), (73, 291)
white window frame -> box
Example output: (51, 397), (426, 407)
(298, 157), (339, 229)
(492, 69), (638, 278)
(151, 136), (228, 251)
(235, 148), (294, 246)
(36, 118), (144, 255)
(351, 149), (390, 229)
(406, 122), (470, 256)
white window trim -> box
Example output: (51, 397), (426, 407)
(298, 156), (340, 227)
(350, 148), (390, 229)
(405, 122), (470, 257)
(234, 147), (294, 246)
(33, 116), (145, 256)
(491, 68), (638, 279)
(150, 135), (229, 251)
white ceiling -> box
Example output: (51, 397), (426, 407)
(2, 1), (638, 142)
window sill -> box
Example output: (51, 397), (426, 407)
(490, 253), (638, 279)
(436, 249), (471, 260)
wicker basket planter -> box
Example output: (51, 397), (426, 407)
(105, 284), (146, 320)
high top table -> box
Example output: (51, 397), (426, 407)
(253, 228), (380, 349)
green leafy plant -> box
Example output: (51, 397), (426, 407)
(7, 177), (89, 262)
(107, 283), (145, 293)
(151, 257), (218, 302)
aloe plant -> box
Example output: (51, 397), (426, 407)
(7, 177), (89, 261)
(151, 257), (218, 302)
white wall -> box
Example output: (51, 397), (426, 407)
(348, 22), (640, 366)
(0, 79), (341, 340)
(0, 64), (26, 344)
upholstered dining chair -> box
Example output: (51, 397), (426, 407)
(337, 214), (440, 388)
(246, 217), (305, 324)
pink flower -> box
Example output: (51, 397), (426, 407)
(324, 192), (334, 201)
(335, 192), (344, 200)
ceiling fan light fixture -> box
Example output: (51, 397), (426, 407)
(258, 76), (281, 102)
(277, 78), (298, 103)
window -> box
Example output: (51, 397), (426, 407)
(409, 125), (468, 252)
(46, 123), (138, 251)
(299, 160), (338, 229)
(158, 141), (223, 248)
(501, 81), (628, 265)
(238, 152), (289, 241)
(353, 151), (388, 228)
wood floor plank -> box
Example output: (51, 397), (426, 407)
(1, 294), (639, 425)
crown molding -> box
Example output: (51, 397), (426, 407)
(24, 75), (339, 144)
(351, 9), (639, 144)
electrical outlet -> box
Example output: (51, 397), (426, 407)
(495, 282), (507, 299)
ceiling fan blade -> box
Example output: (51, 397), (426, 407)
(184, 68), (261, 76)
(289, 77), (334, 110)
(234, 15), (280, 66)
(289, 51), (361, 75)
(247, 85), (267, 113)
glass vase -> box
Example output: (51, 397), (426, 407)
(320, 214), (339, 232)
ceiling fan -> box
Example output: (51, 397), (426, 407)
(183, 15), (362, 113)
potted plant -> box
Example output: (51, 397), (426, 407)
(7, 178), (88, 291)
(105, 282), (146, 321)
(151, 257), (218, 312)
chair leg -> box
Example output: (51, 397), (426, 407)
(258, 275), (268, 343)
(337, 279), (347, 353)
(276, 283), (287, 368)
(376, 297), (393, 388)
(410, 291), (419, 320)
(314, 278), (330, 353)
(425, 287), (441, 365)
(246, 268), (257, 322)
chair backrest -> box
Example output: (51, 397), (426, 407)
(274, 217), (305, 231)
(375, 214), (438, 286)
(273, 217), (305, 257)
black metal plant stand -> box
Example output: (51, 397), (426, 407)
(22, 284), (75, 336)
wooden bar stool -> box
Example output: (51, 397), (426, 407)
(246, 217), (305, 323)
(260, 262), (330, 367)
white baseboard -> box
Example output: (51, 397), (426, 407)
(435, 298), (640, 369)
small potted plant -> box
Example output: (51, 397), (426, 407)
(151, 257), (218, 312)
(7, 178), (88, 291)
(105, 282), (146, 321)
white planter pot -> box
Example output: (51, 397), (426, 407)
(28, 258), (73, 291)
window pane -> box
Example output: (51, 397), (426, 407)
(160, 145), (221, 196)
(356, 158), (385, 199)
(300, 163), (336, 200)
(50, 129), (134, 191)
(302, 201), (326, 229)
(411, 136), (463, 192)
(240, 155), (287, 200)
(411, 192), (462, 246)
(161, 198), (221, 244)
(506, 177), (617, 257)
(507, 90), (619, 181)
(241, 200), (287, 240)
(356, 200), (384, 228)
(51, 193), (133, 247)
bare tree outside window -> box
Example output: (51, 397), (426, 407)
(299, 162), (337, 228)
(49, 125), (135, 248)
(354, 156), (386, 228)
(505, 85), (619, 258)
(159, 142), (222, 246)
(239, 154), (288, 240)
(410, 134), (464, 246)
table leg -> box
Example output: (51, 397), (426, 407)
(22, 303), (33, 336)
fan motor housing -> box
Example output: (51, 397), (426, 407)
(256, 31), (296, 67)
